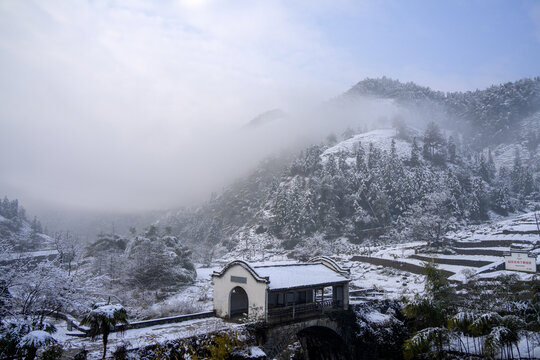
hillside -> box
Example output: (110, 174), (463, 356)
(244, 109), (287, 128)
(344, 77), (540, 147)
(0, 197), (53, 253)
(163, 123), (539, 262)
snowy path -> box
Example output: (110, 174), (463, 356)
(60, 317), (242, 359)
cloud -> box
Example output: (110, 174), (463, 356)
(0, 0), (349, 211)
(0, 0), (537, 212)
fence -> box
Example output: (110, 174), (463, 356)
(267, 300), (340, 323)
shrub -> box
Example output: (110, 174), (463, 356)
(39, 344), (63, 360)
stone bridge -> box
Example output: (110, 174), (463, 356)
(252, 312), (358, 359)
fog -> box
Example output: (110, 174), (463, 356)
(0, 1), (331, 212)
(0, 0), (390, 214)
(1, 0), (536, 215)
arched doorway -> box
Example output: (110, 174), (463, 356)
(229, 286), (248, 318)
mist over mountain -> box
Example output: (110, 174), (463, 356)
(245, 109), (287, 128)
(3, 1), (540, 357)
(153, 77), (540, 263)
(344, 77), (540, 146)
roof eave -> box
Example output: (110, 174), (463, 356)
(267, 279), (350, 292)
(211, 260), (270, 284)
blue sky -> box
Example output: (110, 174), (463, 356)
(0, 0), (539, 210)
(295, 0), (540, 91)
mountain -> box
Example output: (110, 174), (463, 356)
(244, 109), (287, 128)
(163, 126), (538, 261)
(0, 196), (53, 253)
(153, 77), (540, 263)
(344, 77), (540, 147)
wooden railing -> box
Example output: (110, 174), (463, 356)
(267, 300), (342, 322)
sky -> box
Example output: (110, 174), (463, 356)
(0, 0), (539, 212)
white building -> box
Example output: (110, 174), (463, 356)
(211, 256), (350, 322)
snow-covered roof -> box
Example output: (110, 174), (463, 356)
(254, 263), (349, 290)
(212, 257), (350, 291)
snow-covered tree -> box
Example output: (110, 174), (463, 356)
(80, 303), (128, 359)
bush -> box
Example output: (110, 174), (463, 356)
(39, 344), (63, 360)
(112, 344), (129, 360)
(73, 348), (88, 360)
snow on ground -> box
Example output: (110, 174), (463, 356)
(322, 128), (412, 160)
(492, 141), (539, 174)
(344, 212), (540, 288)
(446, 331), (540, 359)
(365, 242), (478, 274)
(60, 317), (243, 359)
(363, 311), (394, 325)
(0, 249), (58, 261)
(142, 265), (218, 318)
(474, 270), (539, 281)
(414, 253), (502, 262)
(347, 261), (424, 300)
(57, 210), (537, 356)
(447, 211), (540, 245)
(368, 242), (425, 259)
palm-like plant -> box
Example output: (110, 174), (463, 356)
(403, 327), (449, 360)
(402, 299), (446, 330)
(18, 330), (56, 360)
(80, 303), (128, 359)
(484, 326), (517, 359)
(447, 311), (475, 354)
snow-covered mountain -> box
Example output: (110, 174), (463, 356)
(0, 197), (53, 254)
(155, 77), (540, 262)
(344, 77), (540, 147)
(163, 121), (538, 261)
(22, 76), (535, 263)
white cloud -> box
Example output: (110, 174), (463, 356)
(0, 0), (536, 212)
(0, 0), (349, 211)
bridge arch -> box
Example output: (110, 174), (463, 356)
(229, 286), (249, 318)
(262, 318), (350, 359)
(296, 325), (349, 359)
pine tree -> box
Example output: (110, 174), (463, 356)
(445, 170), (464, 218)
(410, 138), (421, 166)
(285, 179), (303, 240)
(270, 185), (289, 237)
(1, 196), (9, 217)
(487, 149), (496, 180)
(325, 153), (338, 176)
(477, 154), (490, 182)
(355, 144), (367, 173)
(447, 136), (456, 163)
(522, 168), (535, 195)
(390, 138), (397, 158)
(422, 122), (445, 162)
(469, 178), (489, 221)
(324, 205), (342, 239)
(511, 148), (525, 194)
(491, 183), (512, 215)
(367, 143), (382, 169)
(299, 188), (316, 235)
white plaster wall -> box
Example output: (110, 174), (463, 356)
(212, 264), (268, 320)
